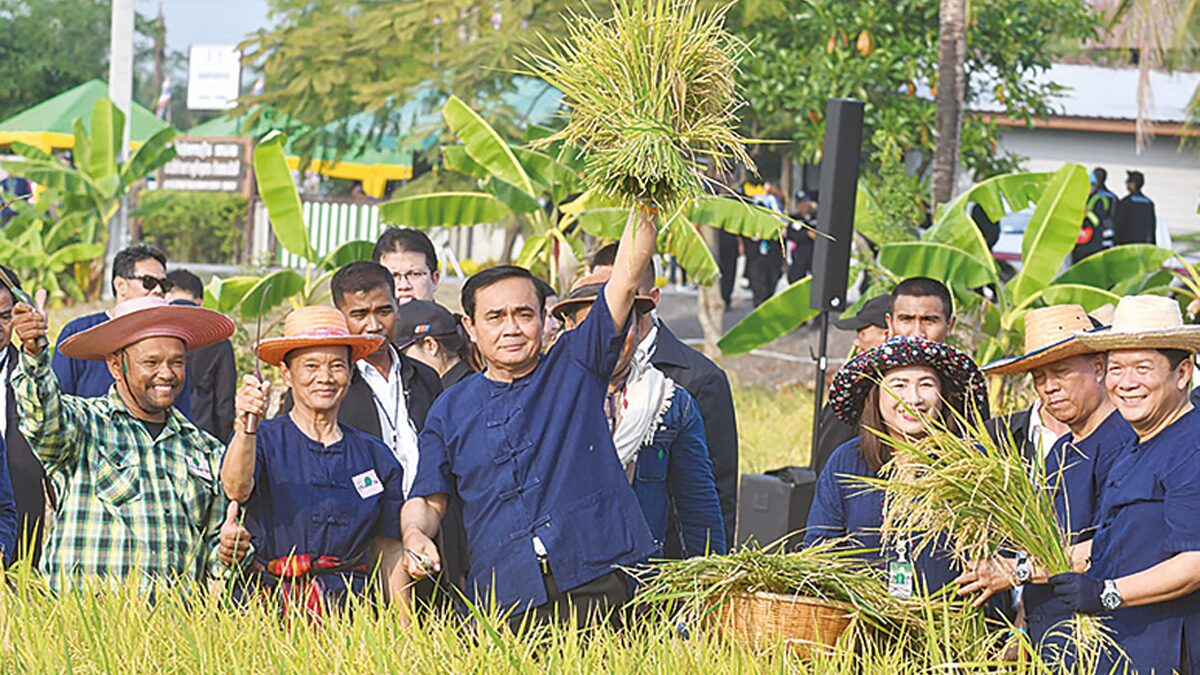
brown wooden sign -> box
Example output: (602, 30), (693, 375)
(158, 136), (253, 196)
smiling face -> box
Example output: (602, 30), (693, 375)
(878, 365), (944, 439)
(463, 276), (544, 377)
(1106, 349), (1192, 436)
(1030, 353), (1109, 429)
(281, 345), (351, 415)
(114, 258), (169, 303)
(107, 336), (186, 415)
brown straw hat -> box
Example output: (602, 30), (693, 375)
(58, 296), (235, 361)
(549, 269), (656, 321)
(1075, 295), (1200, 353)
(255, 306), (385, 367)
(982, 304), (1101, 375)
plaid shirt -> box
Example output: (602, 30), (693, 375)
(12, 350), (227, 590)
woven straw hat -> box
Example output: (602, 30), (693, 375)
(59, 296), (234, 361)
(255, 306), (385, 366)
(1074, 295), (1200, 353)
(549, 268), (656, 321)
(983, 304), (1101, 375)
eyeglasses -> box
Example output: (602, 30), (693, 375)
(393, 269), (431, 284)
(124, 274), (174, 293)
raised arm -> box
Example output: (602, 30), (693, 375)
(221, 374), (270, 503)
(604, 207), (658, 334)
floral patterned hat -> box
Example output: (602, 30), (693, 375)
(829, 336), (989, 426)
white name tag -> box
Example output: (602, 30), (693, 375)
(352, 470), (384, 499)
(186, 455), (213, 481)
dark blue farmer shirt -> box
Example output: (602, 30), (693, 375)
(52, 311), (193, 419)
(804, 438), (959, 594)
(631, 385), (726, 558)
(0, 435), (16, 564)
(1088, 407), (1200, 674)
(238, 415), (405, 597)
(1024, 409), (1136, 657)
(409, 289), (657, 611)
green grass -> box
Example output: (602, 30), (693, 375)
(733, 383), (815, 474)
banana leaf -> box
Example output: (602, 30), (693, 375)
(381, 192), (513, 227)
(657, 215), (718, 286)
(1039, 283), (1121, 312)
(486, 177), (543, 215)
(442, 95), (535, 197)
(1007, 163), (1089, 305)
(254, 131), (314, 264)
(441, 145), (490, 180)
(204, 276), (261, 314)
(575, 208), (630, 240)
(319, 240), (375, 271)
(879, 241), (997, 289)
(926, 171), (1053, 275)
(1052, 244), (1171, 289)
(686, 196), (788, 240)
(120, 126), (178, 191)
(513, 147), (583, 203)
(80, 99), (122, 184)
(237, 269), (307, 320)
(718, 277), (819, 355)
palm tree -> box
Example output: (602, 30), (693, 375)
(931, 0), (969, 208)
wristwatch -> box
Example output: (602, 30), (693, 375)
(1100, 579), (1123, 611)
(1013, 552), (1031, 585)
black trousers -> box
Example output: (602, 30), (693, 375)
(508, 570), (629, 631)
(717, 229), (740, 306)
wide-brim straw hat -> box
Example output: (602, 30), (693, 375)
(58, 296), (235, 361)
(255, 306), (385, 367)
(983, 304), (1102, 375)
(549, 269), (655, 321)
(830, 335), (989, 426)
(1075, 295), (1200, 353)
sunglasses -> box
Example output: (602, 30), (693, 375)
(124, 274), (174, 293)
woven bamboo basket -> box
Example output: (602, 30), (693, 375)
(713, 591), (854, 656)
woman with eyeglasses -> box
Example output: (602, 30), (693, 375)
(49, 244), (194, 417)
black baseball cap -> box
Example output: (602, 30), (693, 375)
(395, 300), (460, 350)
(834, 295), (891, 332)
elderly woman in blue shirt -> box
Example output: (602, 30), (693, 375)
(805, 336), (989, 596)
(221, 306), (408, 617)
(552, 269), (726, 559)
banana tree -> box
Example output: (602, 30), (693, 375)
(204, 131), (374, 320)
(0, 98), (177, 302)
(381, 96), (793, 290)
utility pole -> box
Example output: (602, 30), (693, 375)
(103, 0), (135, 299)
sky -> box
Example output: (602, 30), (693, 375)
(139, 0), (272, 54)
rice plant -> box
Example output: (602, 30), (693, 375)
(524, 0), (754, 213)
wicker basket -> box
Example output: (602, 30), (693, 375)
(713, 591), (854, 656)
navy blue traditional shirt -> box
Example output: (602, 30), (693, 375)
(804, 438), (959, 594)
(1044, 410), (1135, 541)
(237, 414), (405, 596)
(409, 289), (657, 611)
(52, 311), (193, 419)
(0, 434), (15, 563)
(1089, 407), (1200, 673)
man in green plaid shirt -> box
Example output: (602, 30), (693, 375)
(10, 291), (238, 590)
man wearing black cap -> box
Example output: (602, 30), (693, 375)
(1114, 170), (1157, 246)
(811, 295), (891, 476)
(394, 300), (474, 389)
(787, 190), (818, 284)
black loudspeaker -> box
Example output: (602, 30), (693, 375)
(735, 467), (818, 551)
(810, 98), (865, 313)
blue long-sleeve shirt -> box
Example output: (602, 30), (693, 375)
(0, 434), (18, 563)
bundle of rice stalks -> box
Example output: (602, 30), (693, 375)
(524, 0), (754, 213)
(856, 408), (1121, 670)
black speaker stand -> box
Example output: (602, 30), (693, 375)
(810, 309), (830, 467)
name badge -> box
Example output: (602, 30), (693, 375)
(186, 455), (213, 482)
(352, 470), (384, 499)
(888, 560), (914, 599)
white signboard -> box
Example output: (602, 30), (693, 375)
(186, 45), (242, 111)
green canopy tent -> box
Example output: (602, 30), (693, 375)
(0, 79), (175, 152)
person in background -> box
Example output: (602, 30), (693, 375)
(10, 293), (234, 589)
(52, 245), (192, 418)
(807, 336), (989, 595)
(887, 277), (955, 343)
(166, 270), (236, 442)
(395, 300), (475, 389)
(0, 266), (46, 566)
(1048, 295), (1200, 674)
(746, 181), (786, 307)
(590, 243), (740, 555)
(402, 208), (659, 628)
(535, 277), (562, 352)
(786, 190), (818, 284)
(374, 228), (439, 305)
(811, 294), (892, 477)
(1114, 170), (1156, 246)
(1073, 167), (1116, 262)
(222, 307), (409, 615)
(553, 269), (727, 559)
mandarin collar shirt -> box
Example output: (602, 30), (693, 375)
(409, 289), (657, 611)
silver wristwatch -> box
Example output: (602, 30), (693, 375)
(1100, 579), (1123, 611)
(1013, 552), (1031, 585)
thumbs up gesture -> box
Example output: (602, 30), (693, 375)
(12, 289), (49, 356)
(218, 501), (251, 567)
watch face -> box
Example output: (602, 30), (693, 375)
(1101, 585), (1122, 610)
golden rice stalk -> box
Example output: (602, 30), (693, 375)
(523, 0), (755, 212)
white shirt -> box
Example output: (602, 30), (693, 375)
(1027, 399), (1061, 462)
(356, 347), (421, 496)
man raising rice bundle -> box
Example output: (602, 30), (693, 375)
(10, 293), (234, 589)
(401, 209), (660, 627)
